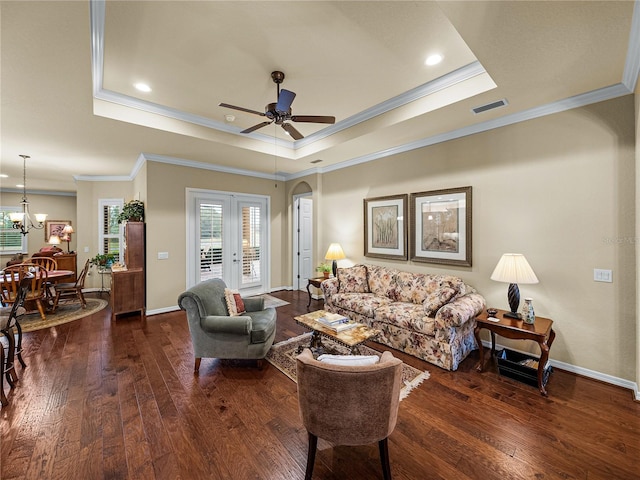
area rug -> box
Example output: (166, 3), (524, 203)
(257, 294), (290, 309)
(265, 333), (429, 400)
(17, 298), (109, 333)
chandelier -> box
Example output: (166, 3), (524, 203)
(9, 154), (47, 235)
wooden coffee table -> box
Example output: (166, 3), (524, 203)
(294, 310), (380, 354)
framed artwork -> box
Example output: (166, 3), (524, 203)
(364, 194), (408, 260)
(45, 220), (72, 242)
(410, 186), (472, 266)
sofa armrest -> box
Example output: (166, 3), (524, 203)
(200, 315), (251, 335)
(243, 296), (264, 312)
(435, 292), (486, 328)
(320, 277), (339, 297)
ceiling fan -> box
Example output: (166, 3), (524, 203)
(219, 71), (336, 140)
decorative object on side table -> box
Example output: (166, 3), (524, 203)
(61, 224), (74, 253)
(522, 297), (535, 324)
(117, 199), (145, 223)
(316, 263), (332, 279)
(490, 253), (539, 319)
(324, 243), (345, 278)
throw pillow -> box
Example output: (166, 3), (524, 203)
(423, 287), (457, 316)
(224, 288), (246, 316)
(317, 354), (380, 366)
(337, 265), (370, 293)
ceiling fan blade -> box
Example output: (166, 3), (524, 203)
(281, 123), (303, 140)
(219, 103), (266, 117)
(290, 115), (336, 124)
(241, 121), (273, 134)
(276, 89), (296, 113)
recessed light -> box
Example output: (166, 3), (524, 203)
(16, 184), (24, 188)
(0, 174), (8, 178)
(425, 54), (443, 66)
(134, 82), (152, 93)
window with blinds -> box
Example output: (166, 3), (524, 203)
(99, 199), (123, 260)
(241, 205), (261, 284)
(199, 203), (223, 280)
(0, 207), (27, 254)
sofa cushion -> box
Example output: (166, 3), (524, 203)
(374, 302), (436, 336)
(317, 354), (380, 366)
(366, 264), (398, 299)
(423, 287), (457, 316)
(331, 292), (393, 317)
(337, 265), (370, 293)
(394, 272), (463, 305)
(224, 288), (246, 316)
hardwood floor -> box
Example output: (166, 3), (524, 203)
(2, 290), (639, 479)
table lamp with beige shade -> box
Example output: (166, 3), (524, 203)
(324, 243), (345, 278)
(490, 253), (539, 319)
(61, 224), (74, 253)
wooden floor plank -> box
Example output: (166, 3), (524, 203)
(1, 290), (639, 479)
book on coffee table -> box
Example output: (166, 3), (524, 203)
(326, 322), (358, 333)
(318, 312), (349, 326)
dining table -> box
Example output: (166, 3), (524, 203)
(0, 269), (75, 313)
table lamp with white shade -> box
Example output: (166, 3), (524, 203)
(490, 253), (539, 319)
(48, 234), (61, 246)
(61, 224), (74, 253)
(324, 243), (345, 278)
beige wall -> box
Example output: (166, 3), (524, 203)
(0, 191), (76, 260)
(144, 161), (286, 312)
(33, 93), (635, 384)
(314, 95), (636, 381)
(75, 180), (134, 289)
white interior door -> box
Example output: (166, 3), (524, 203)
(293, 195), (313, 291)
(187, 189), (269, 296)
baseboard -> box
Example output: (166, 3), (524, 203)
(482, 340), (639, 401)
(147, 305), (181, 316)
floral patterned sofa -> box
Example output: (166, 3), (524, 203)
(321, 264), (486, 371)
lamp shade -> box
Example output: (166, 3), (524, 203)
(490, 254), (539, 284)
(48, 235), (61, 245)
(324, 243), (346, 261)
(62, 225), (74, 235)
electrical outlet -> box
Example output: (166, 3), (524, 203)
(593, 268), (612, 283)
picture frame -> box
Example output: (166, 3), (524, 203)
(410, 186), (472, 266)
(45, 220), (72, 242)
(364, 194), (408, 260)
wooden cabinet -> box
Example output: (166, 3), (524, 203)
(111, 222), (145, 321)
(53, 253), (77, 281)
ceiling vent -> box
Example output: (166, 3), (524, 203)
(472, 99), (508, 115)
(310, 159), (323, 164)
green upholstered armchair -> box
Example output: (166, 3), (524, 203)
(296, 348), (403, 480)
(178, 278), (277, 373)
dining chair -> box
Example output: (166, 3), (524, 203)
(51, 259), (90, 311)
(0, 275), (30, 406)
(296, 348), (403, 480)
(1, 264), (49, 320)
(30, 257), (58, 271)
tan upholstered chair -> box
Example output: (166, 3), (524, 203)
(296, 348), (403, 480)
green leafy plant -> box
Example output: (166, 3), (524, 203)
(117, 200), (145, 223)
(90, 253), (116, 266)
(316, 263), (332, 273)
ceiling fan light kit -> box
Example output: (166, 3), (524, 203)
(219, 71), (336, 139)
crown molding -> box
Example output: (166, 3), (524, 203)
(0, 188), (77, 197)
(622, 0), (640, 91)
(317, 82), (631, 175)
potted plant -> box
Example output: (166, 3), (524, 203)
(117, 199), (145, 223)
(90, 253), (116, 268)
(316, 263), (332, 278)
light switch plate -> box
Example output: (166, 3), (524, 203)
(158, 252), (169, 260)
(593, 268), (612, 283)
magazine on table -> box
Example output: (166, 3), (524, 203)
(326, 321), (358, 333)
(318, 312), (349, 326)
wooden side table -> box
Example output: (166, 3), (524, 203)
(306, 277), (327, 309)
(474, 308), (555, 396)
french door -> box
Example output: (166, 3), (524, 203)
(186, 189), (269, 296)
